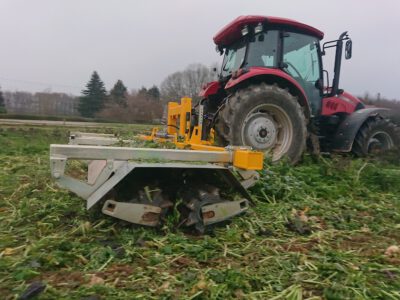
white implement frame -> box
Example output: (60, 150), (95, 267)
(49, 133), (259, 227)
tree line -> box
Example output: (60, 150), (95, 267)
(2, 64), (399, 124)
(76, 63), (217, 122)
(0, 63), (217, 123)
(1, 89), (77, 116)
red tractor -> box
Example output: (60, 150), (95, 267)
(198, 16), (400, 162)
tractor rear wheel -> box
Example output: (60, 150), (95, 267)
(216, 84), (307, 163)
(352, 117), (400, 156)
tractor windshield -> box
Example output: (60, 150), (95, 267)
(221, 30), (279, 77)
(221, 40), (246, 77)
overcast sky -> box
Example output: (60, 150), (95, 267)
(0, 0), (399, 99)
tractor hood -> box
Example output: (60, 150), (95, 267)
(322, 91), (364, 116)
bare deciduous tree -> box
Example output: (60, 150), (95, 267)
(3, 91), (78, 116)
(160, 63), (218, 103)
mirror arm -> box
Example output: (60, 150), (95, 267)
(322, 33), (350, 54)
(330, 31), (348, 96)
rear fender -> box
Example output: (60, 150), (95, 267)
(332, 107), (390, 152)
(225, 67), (311, 119)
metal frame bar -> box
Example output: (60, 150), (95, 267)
(50, 144), (233, 163)
(50, 156), (124, 200)
(69, 132), (121, 146)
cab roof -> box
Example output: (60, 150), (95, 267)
(213, 15), (324, 47)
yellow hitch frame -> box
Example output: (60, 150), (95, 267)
(140, 97), (264, 170)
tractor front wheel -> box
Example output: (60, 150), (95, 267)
(216, 84), (307, 163)
(352, 117), (400, 155)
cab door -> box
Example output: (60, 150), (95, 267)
(282, 32), (323, 115)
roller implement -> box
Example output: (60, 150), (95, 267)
(50, 97), (263, 232)
(51, 15), (399, 232)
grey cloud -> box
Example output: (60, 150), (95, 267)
(0, 0), (399, 99)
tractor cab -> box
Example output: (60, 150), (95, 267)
(220, 28), (322, 113)
(213, 16), (353, 116)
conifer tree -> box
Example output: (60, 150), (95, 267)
(147, 85), (160, 101)
(138, 85), (160, 101)
(110, 80), (128, 107)
(78, 71), (107, 117)
(138, 86), (148, 98)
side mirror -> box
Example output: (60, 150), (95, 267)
(345, 39), (352, 59)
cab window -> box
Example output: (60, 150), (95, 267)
(283, 32), (322, 113)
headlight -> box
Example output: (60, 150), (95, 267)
(241, 25), (249, 36)
(254, 23), (263, 34)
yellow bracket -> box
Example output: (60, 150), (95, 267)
(233, 150), (264, 170)
(167, 97), (192, 136)
(139, 127), (158, 141)
(139, 97), (264, 170)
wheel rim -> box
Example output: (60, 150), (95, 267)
(241, 104), (293, 161)
(367, 131), (394, 153)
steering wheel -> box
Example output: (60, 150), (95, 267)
(283, 61), (310, 89)
(284, 61), (304, 80)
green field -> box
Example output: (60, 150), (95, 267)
(0, 124), (399, 299)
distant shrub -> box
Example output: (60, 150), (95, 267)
(97, 93), (163, 124)
(360, 93), (400, 124)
